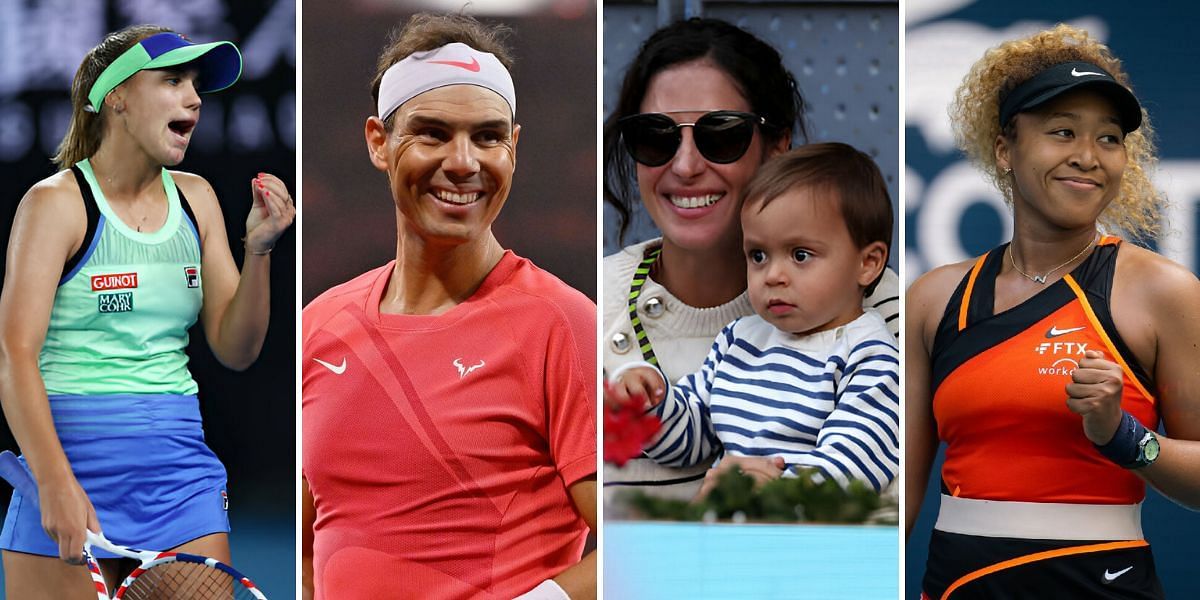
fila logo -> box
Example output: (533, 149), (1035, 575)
(220, 489), (229, 511)
(1035, 341), (1088, 355)
(454, 358), (485, 379)
(91, 272), (138, 291)
(429, 57), (481, 72)
(184, 266), (200, 288)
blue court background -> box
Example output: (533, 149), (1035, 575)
(606, 522), (897, 599)
(907, 1), (1200, 597)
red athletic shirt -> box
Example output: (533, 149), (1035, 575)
(302, 251), (596, 599)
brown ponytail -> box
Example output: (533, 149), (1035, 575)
(52, 25), (172, 169)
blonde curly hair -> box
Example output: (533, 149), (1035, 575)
(949, 24), (1161, 241)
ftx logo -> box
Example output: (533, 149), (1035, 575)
(1035, 342), (1089, 355)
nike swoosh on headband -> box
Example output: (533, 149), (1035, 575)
(376, 42), (515, 120)
(428, 58), (481, 72)
(1071, 68), (1104, 77)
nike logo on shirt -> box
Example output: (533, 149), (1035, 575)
(1046, 325), (1086, 338)
(314, 357), (347, 375)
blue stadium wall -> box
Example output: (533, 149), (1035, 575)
(603, 0), (900, 264)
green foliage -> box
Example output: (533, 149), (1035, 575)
(625, 493), (708, 522)
(625, 467), (886, 524)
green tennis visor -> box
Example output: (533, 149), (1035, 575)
(86, 32), (242, 113)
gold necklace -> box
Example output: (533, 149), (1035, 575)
(1008, 233), (1099, 284)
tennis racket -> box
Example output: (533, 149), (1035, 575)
(0, 450), (267, 599)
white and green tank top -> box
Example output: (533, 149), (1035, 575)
(40, 159), (203, 395)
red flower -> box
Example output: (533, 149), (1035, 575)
(604, 383), (662, 466)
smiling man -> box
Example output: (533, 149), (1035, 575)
(301, 13), (596, 600)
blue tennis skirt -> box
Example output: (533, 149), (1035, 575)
(0, 394), (230, 558)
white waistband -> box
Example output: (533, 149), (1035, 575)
(934, 495), (1143, 541)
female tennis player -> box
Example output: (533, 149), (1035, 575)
(0, 25), (293, 598)
(602, 18), (900, 502)
(906, 24), (1200, 598)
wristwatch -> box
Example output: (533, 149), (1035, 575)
(1132, 430), (1160, 469)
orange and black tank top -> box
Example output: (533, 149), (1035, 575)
(930, 237), (1157, 505)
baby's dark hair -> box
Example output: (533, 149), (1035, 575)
(742, 143), (892, 294)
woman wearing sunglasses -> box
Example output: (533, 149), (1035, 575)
(906, 25), (1200, 598)
(602, 18), (899, 503)
(0, 26), (293, 597)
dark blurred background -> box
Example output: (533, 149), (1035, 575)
(0, 1), (295, 597)
(301, 0), (596, 304)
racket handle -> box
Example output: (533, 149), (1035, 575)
(85, 528), (149, 561)
(85, 530), (109, 552)
(0, 450), (39, 503)
(0, 451), (113, 557)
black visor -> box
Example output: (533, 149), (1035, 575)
(998, 61), (1142, 133)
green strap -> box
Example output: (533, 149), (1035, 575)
(627, 246), (662, 366)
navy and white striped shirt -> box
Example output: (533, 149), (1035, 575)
(641, 310), (899, 491)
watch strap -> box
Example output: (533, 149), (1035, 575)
(1095, 411), (1150, 469)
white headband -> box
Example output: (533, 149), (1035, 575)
(377, 42), (516, 121)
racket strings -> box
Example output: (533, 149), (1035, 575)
(120, 560), (257, 600)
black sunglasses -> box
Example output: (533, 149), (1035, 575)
(617, 111), (768, 167)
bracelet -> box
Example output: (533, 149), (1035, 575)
(241, 236), (273, 255)
(1094, 411), (1144, 468)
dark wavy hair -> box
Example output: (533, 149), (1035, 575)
(603, 18), (808, 242)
